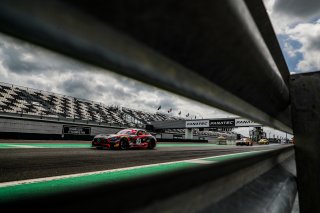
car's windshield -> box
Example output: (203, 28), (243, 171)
(116, 130), (136, 135)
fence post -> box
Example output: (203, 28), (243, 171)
(290, 71), (320, 212)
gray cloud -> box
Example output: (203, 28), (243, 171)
(25, 79), (54, 92)
(307, 36), (320, 51)
(0, 34), (93, 75)
(273, 0), (320, 19)
(0, 33), (234, 118)
(263, 0), (320, 72)
(116, 77), (154, 94)
(0, 44), (43, 74)
(62, 77), (95, 99)
(284, 21), (320, 71)
(0, 32), (232, 119)
(106, 86), (132, 101)
(158, 97), (177, 111)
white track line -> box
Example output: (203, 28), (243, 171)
(0, 149), (268, 188)
(186, 159), (216, 164)
(7, 145), (40, 148)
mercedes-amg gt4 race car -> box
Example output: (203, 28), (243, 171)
(92, 128), (157, 150)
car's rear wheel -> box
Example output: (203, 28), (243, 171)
(120, 139), (128, 150)
(148, 139), (156, 149)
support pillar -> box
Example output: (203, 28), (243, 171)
(185, 128), (193, 139)
(290, 71), (320, 212)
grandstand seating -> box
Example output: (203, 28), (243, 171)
(0, 82), (182, 128)
(0, 82), (237, 137)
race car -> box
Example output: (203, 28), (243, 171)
(92, 128), (157, 150)
(258, 138), (269, 145)
(236, 137), (253, 146)
(217, 136), (227, 145)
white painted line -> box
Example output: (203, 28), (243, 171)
(7, 145), (40, 148)
(0, 149), (269, 188)
(186, 159), (216, 164)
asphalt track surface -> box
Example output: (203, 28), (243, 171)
(0, 139), (288, 183)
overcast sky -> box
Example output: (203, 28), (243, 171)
(264, 0), (320, 72)
(0, 0), (318, 138)
(0, 33), (230, 120)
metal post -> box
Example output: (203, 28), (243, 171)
(290, 71), (320, 212)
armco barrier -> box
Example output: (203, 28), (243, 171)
(1, 0), (316, 212)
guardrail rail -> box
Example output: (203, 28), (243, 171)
(0, 0), (317, 212)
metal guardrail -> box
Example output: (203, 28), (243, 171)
(290, 72), (320, 212)
(0, 0), (291, 133)
(0, 0), (304, 212)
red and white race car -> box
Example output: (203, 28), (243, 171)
(92, 128), (157, 150)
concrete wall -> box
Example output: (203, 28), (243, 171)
(0, 117), (62, 134)
(0, 116), (123, 139)
(161, 133), (174, 139)
(90, 127), (122, 135)
(0, 115), (224, 142)
(151, 120), (185, 129)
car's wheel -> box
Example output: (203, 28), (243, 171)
(119, 139), (128, 150)
(96, 147), (103, 150)
(148, 139), (156, 149)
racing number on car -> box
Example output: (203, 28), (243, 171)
(136, 138), (141, 144)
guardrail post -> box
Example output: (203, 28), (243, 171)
(290, 71), (320, 212)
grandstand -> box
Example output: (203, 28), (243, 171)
(0, 82), (182, 126)
(0, 82), (236, 138)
